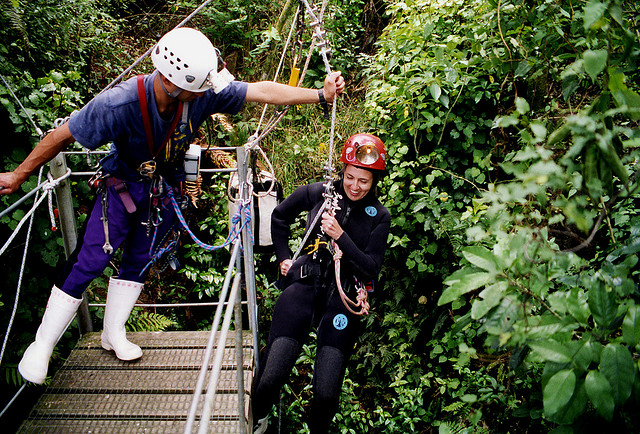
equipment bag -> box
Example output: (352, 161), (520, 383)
(229, 170), (283, 253)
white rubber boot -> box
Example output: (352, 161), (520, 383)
(18, 286), (82, 384)
(253, 416), (270, 434)
(100, 277), (143, 361)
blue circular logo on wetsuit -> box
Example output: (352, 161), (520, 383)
(333, 314), (348, 330)
(365, 206), (377, 217)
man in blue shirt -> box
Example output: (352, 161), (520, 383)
(0, 27), (345, 384)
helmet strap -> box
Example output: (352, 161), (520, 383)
(157, 72), (183, 99)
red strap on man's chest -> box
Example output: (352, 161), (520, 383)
(136, 75), (183, 159)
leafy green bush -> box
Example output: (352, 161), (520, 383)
(357, 0), (640, 431)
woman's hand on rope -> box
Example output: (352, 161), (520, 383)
(321, 211), (344, 240)
(323, 71), (345, 102)
(279, 259), (293, 276)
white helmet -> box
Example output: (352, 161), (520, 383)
(151, 27), (234, 93)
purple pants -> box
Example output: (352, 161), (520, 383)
(60, 180), (176, 298)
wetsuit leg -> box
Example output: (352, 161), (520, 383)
(309, 296), (361, 433)
(252, 281), (315, 421)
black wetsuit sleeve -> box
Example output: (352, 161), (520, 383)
(335, 207), (390, 281)
(271, 183), (323, 264)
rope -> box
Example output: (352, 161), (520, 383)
(0, 167), (52, 367)
(0, 73), (44, 138)
(171, 182), (253, 250)
(332, 242), (370, 316)
(0, 384), (27, 419)
(140, 183), (253, 275)
(0, 169), (71, 256)
(246, 0), (334, 198)
(255, 5), (301, 133)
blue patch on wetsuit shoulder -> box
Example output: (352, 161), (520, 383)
(365, 206), (377, 217)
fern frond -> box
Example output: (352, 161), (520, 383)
(1, 1), (28, 47)
(2, 364), (26, 387)
(442, 401), (465, 413)
(126, 311), (177, 332)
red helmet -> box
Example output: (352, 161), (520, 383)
(340, 133), (387, 171)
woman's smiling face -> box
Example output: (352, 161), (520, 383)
(343, 164), (374, 201)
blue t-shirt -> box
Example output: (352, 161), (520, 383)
(68, 71), (248, 183)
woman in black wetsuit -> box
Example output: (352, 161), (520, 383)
(252, 133), (391, 433)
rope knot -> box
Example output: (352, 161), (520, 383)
(43, 168), (72, 191)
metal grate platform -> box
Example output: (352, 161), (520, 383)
(17, 331), (254, 433)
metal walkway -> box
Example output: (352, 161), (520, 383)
(17, 331), (254, 433)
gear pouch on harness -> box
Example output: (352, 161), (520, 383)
(228, 170), (283, 253)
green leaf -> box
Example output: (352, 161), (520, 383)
(528, 340), (572, 364)
(438, 271), (493, 305)
(573, 340), (601, 371)
(588, 281), (617, 328)
(515, 97), (530, 115)
(551, 378), (588, 425)
(583, 0), (607, 31)
(585, 370), (615, 420)
(471, 282), (506, 319)
(462, 246), (499, 273)
(567, 287), (589, 324)
(495, 115), (519, 128)
(608, 67), (640, 114)
(583, 49), (608, 81)
(429, 83), (441, 102)
(544, 369), (576, 418)
(514, 60), (532, 78)
(622, 305), (640, 347)
(600, 343), (634, 405)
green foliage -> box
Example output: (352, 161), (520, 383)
(5, 0), (638, 431)
(426, 0), (640, 430)
(358, 0), (640, 431)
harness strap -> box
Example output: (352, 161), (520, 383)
(105, 177), (137, 213)
(136, 75), (184, 160)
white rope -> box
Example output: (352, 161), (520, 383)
(0, 167), (46, 367)
(0, 169), (71, 256)
(0, 384), (27, 419)
(255, 5), (301, 133)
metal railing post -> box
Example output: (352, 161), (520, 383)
(49, 153), (93, 334)
(235, 276), (247, 434)
(236, 146), (260, 372)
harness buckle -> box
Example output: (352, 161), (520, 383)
(88, 169), (106, 191)
(138, 160), (156, 178)
(299, 263), (320, 280)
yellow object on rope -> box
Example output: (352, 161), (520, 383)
(288, 66), (300, 87)
(331, 241), (370, 316)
